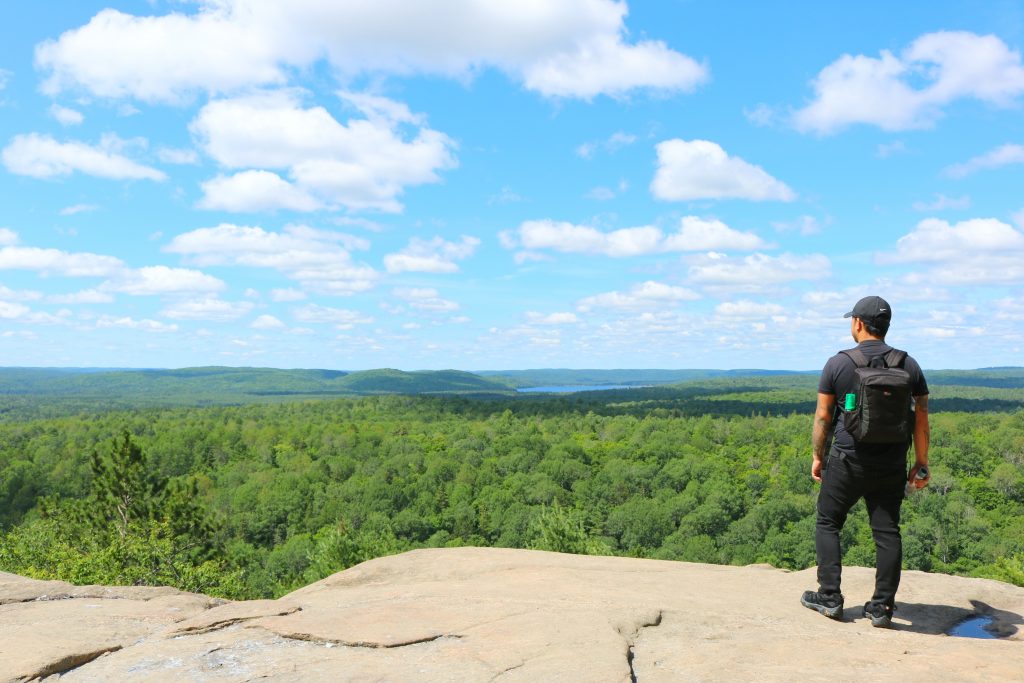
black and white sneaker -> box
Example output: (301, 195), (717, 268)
(863, 602), (895, 628)
(800, 590), (844, 619)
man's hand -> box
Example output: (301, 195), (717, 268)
(908, 462), (930, 489)
(812, 455), (823, 483)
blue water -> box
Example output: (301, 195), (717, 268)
(517, 384), (649, 393)
(947, 615), (998, 639)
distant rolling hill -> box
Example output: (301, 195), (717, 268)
(1, 365), (1021, 420)
(478, 368), (807, 388)
(332, 368), (515, 394)
(0, 366), (516, 414)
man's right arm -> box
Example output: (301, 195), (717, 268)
(910, 394), (930, 487)
(811, 392), (836, 483)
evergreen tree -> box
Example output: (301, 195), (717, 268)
(4, 431), (234, 596)
(87, 430), (165, 537)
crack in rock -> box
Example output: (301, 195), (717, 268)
(489, 661), (525, 681)
(1, 593), (87, 606)
(616, 611), (663, 683)
(169, 606), (303, 637)
(26, 645), (123, 679)
(1, 591), (227, 607)
(627, 646), (638, 683)
(279, 632), (462, 649)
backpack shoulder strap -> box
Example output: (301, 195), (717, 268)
(839, 348), (868, 367)
(884, 349), (907, 368)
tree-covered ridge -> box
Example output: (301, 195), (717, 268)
(2, 384), (1022, 599)
(927, 368), (1024, 389)
(0, 367), (518, 419)
(0, 366), (517, 397)
(3, 367), (1023, 424)
(478, 368), (806, 387)
(334, 369), (515, 394)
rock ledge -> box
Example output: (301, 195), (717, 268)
(2, 547), (1022, 682)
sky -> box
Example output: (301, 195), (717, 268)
(1, 1), (1024, 372)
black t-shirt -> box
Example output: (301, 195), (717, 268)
(818, 339), (929, 469)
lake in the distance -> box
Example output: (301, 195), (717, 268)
(517, 384), (650, 393)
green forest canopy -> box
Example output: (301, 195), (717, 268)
(1, 368), (1022, 599)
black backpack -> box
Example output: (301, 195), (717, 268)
(840, 347), (915, 444)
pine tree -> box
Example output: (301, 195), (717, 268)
(87, 430), (165, 537)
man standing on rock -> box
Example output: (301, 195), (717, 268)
(801, 296), (930, 628)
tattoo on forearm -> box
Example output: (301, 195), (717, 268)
(812, 415), (829, 458)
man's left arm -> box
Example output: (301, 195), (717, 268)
(811, 392), (836, 483)
(908, 359), (930, 488)
(910, 394), (930, 487)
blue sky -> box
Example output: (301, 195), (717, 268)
(2, 1), (1024, 371)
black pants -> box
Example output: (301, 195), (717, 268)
(815, 453), (906, 607)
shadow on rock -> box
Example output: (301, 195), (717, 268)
(891, 600), (1022, 637)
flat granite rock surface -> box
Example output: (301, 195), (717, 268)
(2, 548), (1022, 682)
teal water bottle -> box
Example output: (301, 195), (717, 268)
(844, 393), (856, 411)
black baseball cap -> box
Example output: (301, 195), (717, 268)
(844, 295), (892, 329)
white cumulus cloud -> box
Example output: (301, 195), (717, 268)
(36, 7), (285, 103)
(504, 216), (768, 258)
(96, 315), (178, 332)
(293, 303), (373, 328)
(198, 171), (322, 212)
(882, 217), (1024, 285)
(526, 311), (579, 325)
(165, 223), (377, 296)
(576, 131), (638, 159)
(0, 285), (42, 302)
(511, 220), (661, 258)
(715, 300), (786, 318)
(877, 141), (908, 158)
(663, 217), (770, 251)
(921, 327), (958, 338)
(0, 245), (123, 276)
(994, 297), (1024, 321)
(885, 218), (1024, 263)
(0, 301), (32, 319)
(577, 280), (700, 312)
(393, 287), (460, 312)
(250, 314), (284, 329)
(522, 33), (707, 99)
(687, 252), (832, 293)
(36, 1), (706, 103)
(105, 266), (225, 296)
(47, 289), (115, 304)
(743, 103), (777, 127)
(585, 186), (617, 201)
(944, 144), (1024, 178)
(1, 133), (166, 180)
(270, 287), (306, 302)
(191, 91), (456, 213)
(49, 104), (84, 126)
(384, 236), (480, 274)
(161, 297), (254, 321)
(651, 139), (795, 202)
(59, 204), (99, 216)
(157, 147), (200, 164)
(771, 215), (822, 235)
(795, 31), (1024, 134)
